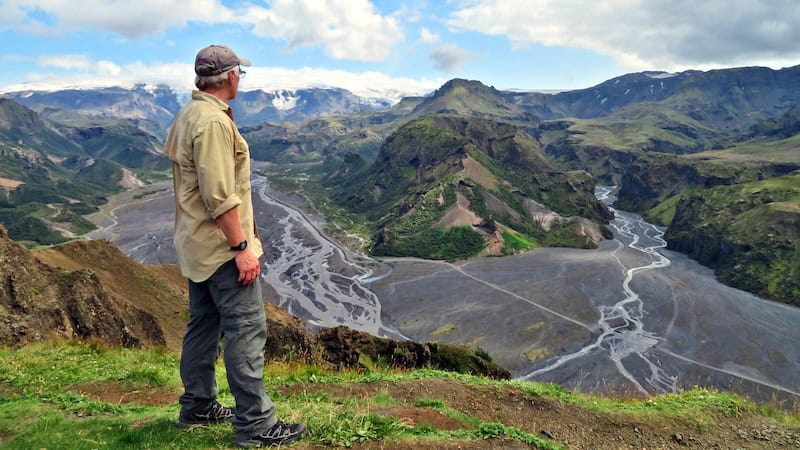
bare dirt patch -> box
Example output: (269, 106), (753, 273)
(279, 379), (800, 450)
(462, 156), (499, 190)
(117, 168), (145, 189)
(67, 381), (179, 406)
(435, 192), (481, 229)
(0, 177), (23, 189)
(370, 406), (469, 431)
(0, 381), (22, 398)
(293, 437), (528, 450)
(350, 437), (529, 449)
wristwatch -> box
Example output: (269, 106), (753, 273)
(230, 240), (248, 251)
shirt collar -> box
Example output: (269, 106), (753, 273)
(191, 90), (231, 111)
(191, 90), (233, 119)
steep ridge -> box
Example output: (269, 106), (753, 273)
(616, 153), (799, 214)
(509, 70), (694, 119)
(666, 171), (800, 304)
(7, 85), (181, 128)
(57, 120), (169, 170)
(512, 65), (800, 129)
(409, 79), (539, 126)
(0, 98), (81, 157)
(328, 115), (611, 259)
(0, 225), (176, 348)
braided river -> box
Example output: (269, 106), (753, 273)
(88, 174), (800, 407)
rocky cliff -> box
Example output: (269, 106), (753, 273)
(666, 172), (800, 304)
(0, 226), (176, 347)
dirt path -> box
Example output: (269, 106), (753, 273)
(280, 379), (800, 449)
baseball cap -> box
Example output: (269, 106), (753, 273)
(195, 44), (252, 76)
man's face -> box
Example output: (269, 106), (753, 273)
(229, 68), (240, 99)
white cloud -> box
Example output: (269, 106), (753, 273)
(2, 61), (441, 103)
(448, 0), (800, 71)
(243, 0), (403, 62)
(38, 54), (93, 70)
(2, 0), (404, 62)
(38, 54), (121, 75)
(2, 0), (234, 38)
(430, 44), (472, 72)
(419, 27), (441, 44)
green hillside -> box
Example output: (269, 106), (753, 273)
(324, 115), (610, 260)
(0, 341), (797, 449)
(0, 98), (82, 157)
(687, 132), (800, 164)
(0, 99), (133, 244)
(666, 171), (800, 304)
(45, 117), (168, 171)
(566, 104), (720, 154)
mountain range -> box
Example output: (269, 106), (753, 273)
(1, 65), (798, 302)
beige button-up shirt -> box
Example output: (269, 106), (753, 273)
(164, 90), (263, 282)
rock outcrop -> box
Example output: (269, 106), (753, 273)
(0, 226), (171, 347)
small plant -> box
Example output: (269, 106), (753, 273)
(282, 344), (297, 362)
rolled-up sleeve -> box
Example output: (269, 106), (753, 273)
(193, 120), (241, 219)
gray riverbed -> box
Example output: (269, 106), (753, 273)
(87, 176), (800, 408)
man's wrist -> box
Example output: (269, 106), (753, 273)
(230, 240), (248, 252)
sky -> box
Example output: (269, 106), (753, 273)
(1, 0), (799, 101)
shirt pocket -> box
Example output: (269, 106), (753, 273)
(233, 132), (251, 187)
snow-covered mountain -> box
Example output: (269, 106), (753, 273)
(4, 85), (395, 130)
(229, 88), (392, 126)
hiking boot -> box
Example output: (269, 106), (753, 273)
(176, 400), (234, 428)
(234, 420), (307, 447)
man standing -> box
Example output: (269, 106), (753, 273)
(165, 44), (306, 448)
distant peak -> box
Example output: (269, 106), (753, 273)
(430, 79), (503, 100)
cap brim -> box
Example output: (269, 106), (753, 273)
(239, 57), (252, 67)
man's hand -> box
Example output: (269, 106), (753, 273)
(234, 247), (261, 285)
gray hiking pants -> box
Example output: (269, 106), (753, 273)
(179, 258), (276, 436)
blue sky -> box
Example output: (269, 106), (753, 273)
(1, 0), (799, 100)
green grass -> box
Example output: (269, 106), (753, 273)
(645, 187), (696, 226)
(0, 341), (798, 449)
(696, 134), (800, 163)
(566, 107), (712, 153)
(501, 230), (539, 254)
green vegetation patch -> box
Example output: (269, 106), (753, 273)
(373, 225), (486, 261)
(501, 230), (539, 255)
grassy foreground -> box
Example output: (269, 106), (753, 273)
(0, 341), (798, 449)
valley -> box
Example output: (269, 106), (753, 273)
(87, 172), (800, 410)
(5, 64), (800, 411)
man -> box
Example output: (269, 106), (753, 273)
(164, 44), (306, 448)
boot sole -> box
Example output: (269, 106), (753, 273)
(234, 425), (307, 448)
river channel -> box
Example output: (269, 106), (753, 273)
(87, 175), (800, 407)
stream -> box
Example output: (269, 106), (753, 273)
(520, 187), (678, 395)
